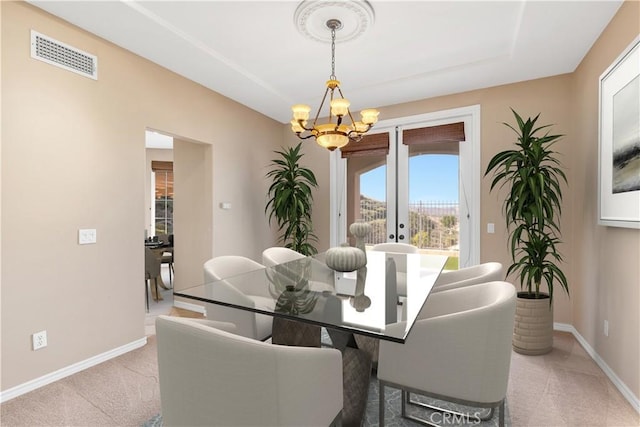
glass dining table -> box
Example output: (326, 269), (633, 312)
(174, 250), (448, 344)
(173, 249), (448, 425)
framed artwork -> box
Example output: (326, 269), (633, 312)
(598, 35), (640, 229)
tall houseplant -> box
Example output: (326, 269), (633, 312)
(265, 142), (318, 256)
(485, 109), (568, 355)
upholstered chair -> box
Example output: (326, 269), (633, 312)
(203, 255), (273, 341)
(377, 281), (516, 427)
(156, 316), (343, 426)
(261, 246), (305, 267)
(432, 261), (502, 292)
(144, 247), (161, 311)
(371, 242), (420, 297)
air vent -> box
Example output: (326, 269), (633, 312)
(30, 30), (98, 80)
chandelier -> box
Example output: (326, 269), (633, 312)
(290, 18), (379, 151)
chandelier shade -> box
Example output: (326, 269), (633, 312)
(291, 18), (379, 151)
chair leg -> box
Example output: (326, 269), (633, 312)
(154, 278), (159, 302)
(144, 279), (149, 313)
(379, 381), (385, 427)
(404, 392), (498, 426)
(499, 400), (505, 427)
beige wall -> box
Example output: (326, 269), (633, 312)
(301, 2), (639, 402)
(172, 138), (212, 294)
(571, 1), (640, 399)
(1, 2), (282, 391)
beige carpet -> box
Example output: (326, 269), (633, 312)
(1, 288), (638, 427)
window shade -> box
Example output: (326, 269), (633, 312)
(403, 122), (465, 145)
(340, 133), (390, 158)
(151, 161), (173, 172)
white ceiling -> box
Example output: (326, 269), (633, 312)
(145, 130), (173, 149)
(29, 1), (623, 124)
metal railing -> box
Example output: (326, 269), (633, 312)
(359, 199), (459, 251)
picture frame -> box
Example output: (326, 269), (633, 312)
(598, 35), (640, 229)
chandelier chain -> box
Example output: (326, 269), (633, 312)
(330, 27), (336, 80)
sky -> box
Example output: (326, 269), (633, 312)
(360, 154), (459, 202)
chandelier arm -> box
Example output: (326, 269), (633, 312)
(313, 86), (333, 126)
(296, 120), (314, 132)
(296, 133), (318, 141)
(347, 126), (370, 139)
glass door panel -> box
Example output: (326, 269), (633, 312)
(346, 151), (388, 247)
(345, 129), (461, 269)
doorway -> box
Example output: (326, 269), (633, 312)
(330, 105), (481, 268)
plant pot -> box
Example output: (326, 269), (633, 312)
(513, 292), (553, 355)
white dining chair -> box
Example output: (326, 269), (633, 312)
(432, 261), (503, 292)
(371, 242), (420, 297)
(156, 315), (343, 427)
(203, 255), (274, 341)
(261, 246), (305, 267)
(377, 281), (516, 426)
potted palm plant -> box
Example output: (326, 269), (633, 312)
(485, 109), (569, 355)
(265, 142), (318, 255)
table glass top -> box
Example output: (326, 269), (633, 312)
(174, 250), (448, 343)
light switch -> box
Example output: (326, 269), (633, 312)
(219, 202), (232, 210)
(487, 223), (495, 234)
(78, 228), (97, 244)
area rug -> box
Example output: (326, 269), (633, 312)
(142, 371), (510, 427)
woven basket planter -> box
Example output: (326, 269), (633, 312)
(513, 292), (553, 355)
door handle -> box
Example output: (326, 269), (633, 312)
(399, 223), (405, 229)
(398, 235), (405, 240)
(389, 234), (395, 240)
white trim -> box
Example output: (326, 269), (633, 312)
(554, 322), (640, 413)
(329, 151), (345, 247)
(173, 300), (206, 314)
(0, 337), (147, 403)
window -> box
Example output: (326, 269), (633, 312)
(152, 161), (173, 235)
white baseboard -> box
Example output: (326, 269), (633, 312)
(554, 322), (640, 414)
(173, 300), (205, 314)
(0, 337), (147, 404)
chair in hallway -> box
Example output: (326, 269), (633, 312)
(144, 247), (161, 312)
(156, 234), (174, 287)
(377, 281), (516, 427)
(156, 315), (343, 427)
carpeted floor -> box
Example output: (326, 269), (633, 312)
(2, 272), (638, 427)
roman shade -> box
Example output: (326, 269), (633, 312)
(403, 122), (465, 145)
(340, 132), (390, 158)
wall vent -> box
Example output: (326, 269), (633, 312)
(30, 30), (98, 80)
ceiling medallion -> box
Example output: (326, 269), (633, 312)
(294, 0), (375, 43)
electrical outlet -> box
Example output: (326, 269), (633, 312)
(78, 228), (97, 245)
(32, 330), (47, 350)
(604, 320), (609, 337)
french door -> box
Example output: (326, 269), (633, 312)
(330, 105), (481, 268)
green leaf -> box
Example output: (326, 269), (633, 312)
(265, 142), (319, 255)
